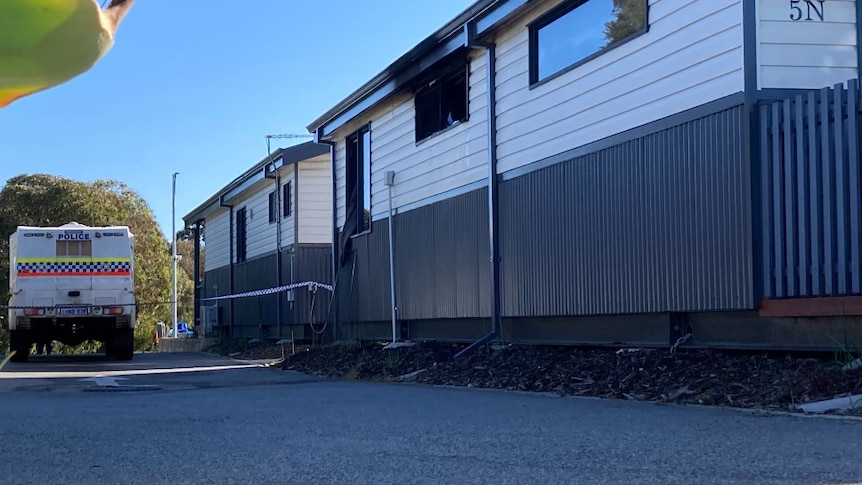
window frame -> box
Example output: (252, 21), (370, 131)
(528, 0), (650, 88)
(268, 190), (278, 224)
(283, 180), (292, 217)
(236, 206), (247, 263)
(56, 240), (92, 257)
(345, 125), (372, 236)
(413, 58), (470, 144)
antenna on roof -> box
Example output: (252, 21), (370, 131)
(264, 133), (314, 159)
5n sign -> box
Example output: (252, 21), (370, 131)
(790, 0), (825, 21)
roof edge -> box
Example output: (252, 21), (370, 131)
(182, 141), (329, 225)
(305, 0), (504, 134)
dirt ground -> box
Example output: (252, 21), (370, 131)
(208, 338), (862, 416)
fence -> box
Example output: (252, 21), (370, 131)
(760, 79), (862, 298)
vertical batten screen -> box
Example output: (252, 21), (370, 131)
(760, 80), (862, 298)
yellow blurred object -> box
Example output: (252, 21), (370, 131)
(0, 0), (134, 108)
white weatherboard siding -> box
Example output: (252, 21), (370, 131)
(279, 167), (296, 248)
(297, 155), (333, 244)
(204, 208), (230, 270)
(758, 0), (857, 89)
(333, 52), (489, 229)
(495, 0), (745, 173)
(232, 181), (277, 262)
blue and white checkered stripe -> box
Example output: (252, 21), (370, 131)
(16, 261), (131, 274)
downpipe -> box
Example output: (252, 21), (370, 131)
(267, 140), (285, 339)
(456, 27), (501, 359)
(385, 170), (398, 343)
(219, 195), (236, 335)
(314, 135), (339, 343)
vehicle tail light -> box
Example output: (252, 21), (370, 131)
(104, 306), (124, 315)
(24, 308), (45, 316)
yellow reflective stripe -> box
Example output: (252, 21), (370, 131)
(17, 258), (131, 263)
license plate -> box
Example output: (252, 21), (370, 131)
(59, 307), (90, 316)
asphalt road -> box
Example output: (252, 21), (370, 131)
(0, 352), (860, 485)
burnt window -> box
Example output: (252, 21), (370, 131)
(236, 207), (247, 263)
(530, 0), (648, 85)
(345, 126), (371, 234)
(283, 181), (292, 217)
(414, 62), (468, 142)
(268, 190), (278, 224)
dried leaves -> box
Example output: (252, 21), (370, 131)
(278, 341), (862, 412)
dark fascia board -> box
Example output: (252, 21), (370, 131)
(306, 0), (532, 138)
(857, 0), (862, 79)
(264, 140), (331, 177)
(182, 141), (330, 225)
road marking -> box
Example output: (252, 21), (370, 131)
(0, 363), (266, 380)
(79, 376), (129, 387)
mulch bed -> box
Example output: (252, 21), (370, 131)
(273, 340), (862, 415)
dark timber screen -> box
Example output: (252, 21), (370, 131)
(760, 79), (862, 298)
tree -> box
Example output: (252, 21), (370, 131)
(603, 0), (646, 46)
(172, 226), (205, 326)
(0, 173), (193, 352)
(175, 238), (205, 282)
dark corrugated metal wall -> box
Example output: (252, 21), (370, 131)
(279, 252), (298, 326)
(232, 254), (279, 326)
(335, 188), (491, 323)
(337, 223), (391, 323)
(499, 104), (753, 316)
(394, 188), (491, 319)
(294, 246), (333, 326)
(203, 267), (231, 328)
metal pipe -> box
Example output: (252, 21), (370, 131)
(193, 220), (202, 336)
(459, 25), (501, 358)
(484, 40), (502, 341)
(314, 133), (339, 343)
(454, 330), (496, 359)
(266, 139), (284, 339)
(171, 172), (179, 337)
(220, 196), (235, 335)
(385, 170), (397, 342)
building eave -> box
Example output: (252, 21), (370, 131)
(182, 141), (330, 225)
(307, 0), (533, 139)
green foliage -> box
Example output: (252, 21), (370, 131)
(603, 0), (646, 46)
(176, 237), (205, 284)
(0, 173), (195, 352)
(829, 328), (862, 369)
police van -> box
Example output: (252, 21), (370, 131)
(7, 222), (136, 362)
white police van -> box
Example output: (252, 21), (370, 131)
(7, 222), (136, 362)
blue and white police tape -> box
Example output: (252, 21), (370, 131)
(0, 281), (332, 309)
(200, 280), (333, 302)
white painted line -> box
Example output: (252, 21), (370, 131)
(79, 376), (130, 387)
(0, 363), (265, 380)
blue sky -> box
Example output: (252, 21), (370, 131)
(0, 0), (472, 238)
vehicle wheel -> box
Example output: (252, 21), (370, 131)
(9, 331), (30, 363)
(9, 348), (29, 363)
(114, 329), (134, 361)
